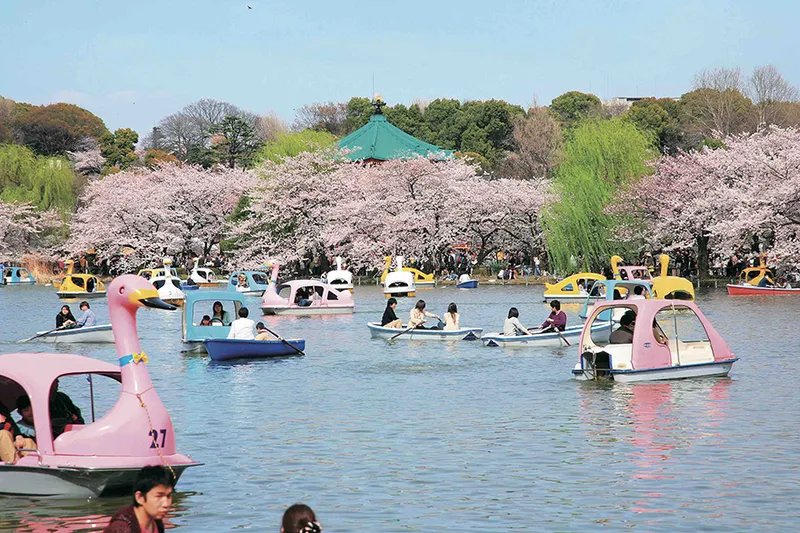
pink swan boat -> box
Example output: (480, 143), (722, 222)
(0, 275), (200, 497)
(260, 262), (354, 316)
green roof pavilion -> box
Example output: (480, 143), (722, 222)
(338, 95), (452, 162)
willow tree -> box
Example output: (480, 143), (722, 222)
(543, 118), (655, 273)
(0, 144), (76, 213)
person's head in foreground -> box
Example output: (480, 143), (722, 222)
(281, 504), (321, 533)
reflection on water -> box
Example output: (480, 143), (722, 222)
(0, 284), (797, 531)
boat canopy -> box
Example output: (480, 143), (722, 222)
(3, 266), (35, 284)
(183, 290), (246, 342)
(580, 280), (652, 318)
(228, 270), (271, 291)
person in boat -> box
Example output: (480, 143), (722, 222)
(254, 322), (276, 340)
(103, 465), (175, 533)
(443, 302), (459, 331)
(227, 307), (256, 340)
(237, 273), (249, 291)
(75, 301), (97, 327)
(609, 310), (636, 344)
(504, 307), (529, 336)
(50, 379), (84, 438)
(629, 286), (646, 300)
(409, 300), (440, 329)
(613, 289), (623, 300)
(578, 280), (588, 296)
(56, 305), (76, 329)
(295, 288), (312, 307)
(212, 301), (231, 325)
(0, 400), (37, 464)
(15, 395), (35, 439)
(282, 503), (322, 533)
(538, 300), (567, 333)
(758, 274), (775, 287)
(653, 318), (668, 344)
(381, 298), (402, 329)
(199, 315), (212, 326)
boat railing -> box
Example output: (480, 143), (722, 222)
(18, 448), (44, 467)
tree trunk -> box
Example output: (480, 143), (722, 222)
(696, 233), (710, 279)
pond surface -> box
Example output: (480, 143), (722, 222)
(0, 282), (797, 532)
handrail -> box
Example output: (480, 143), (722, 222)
(17, 448), (44, 467)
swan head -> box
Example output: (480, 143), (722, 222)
(109, 274), (177, 312)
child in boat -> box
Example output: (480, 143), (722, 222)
(282, 503), (322, 533)
(381, 298), (402, 328)
(15, 395), (35, 439)
(103, 466), (175, 533)
(0, 401), (36, 464)
(409, 300), (440, 329)
(504, 307), (529, 335)
(255, 322), (276, 340)
(539, 300), (567, 333)
(443, 302), (459, 330)
(199, 315), (212, 326)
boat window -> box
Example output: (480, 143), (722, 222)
(327, 289), (339, 301)
(19, 269), (30, 281)
(0, 375), (30, 438)
(192, 300), (241, 326)
(655, 306), (710, 344)
(139, 271), (152, 280)
(619, 270), (628, 280)
(87, 277), (96, 292)
(71, 276), (85, 289)
(312, 286), (324, 298)
(251, 273), (268, 285)
(171, 280), (181, 289)
(153, 280), (165, 289)
(746, 270), (760, 282)
(562, 283), (574, 291)
(52, 373), (121, 439)
(588, 305), (635, 346)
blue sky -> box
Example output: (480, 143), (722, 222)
(1, 0), (798, 136)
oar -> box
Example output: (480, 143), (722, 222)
(260, 325), (305, 356)
(388, 324), (417, 342)
(18, 325), (66, 343)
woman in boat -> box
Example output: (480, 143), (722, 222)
(212, 301), (231, 325)
(381, 298), (402, 328)
(409, 300), (440, 329)
(237, 273), (249, 291)
(539, 300), (567, 333)
(443, 302), (459, 331)
(504, 307), (529, 336)
(56, 305), (76, 328)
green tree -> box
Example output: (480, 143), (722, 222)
(0, 144), (75, 212)
(543, 118), (655, 273)
(345, 97), (373, 133)
(16, 103), (109, 155)
(679, 88), (753, 143)
(101, 127), (139, 172)
(549, 91), (602, 128)
(625, 98), (683, 153)
(253, 130), (335, 164)
(212, 115), (262, 168)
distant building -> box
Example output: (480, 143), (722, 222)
(609, 96), (680, 109)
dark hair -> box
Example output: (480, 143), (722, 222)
(415, 299), (426, 310)
(386, 297), (397, 307)
(620, 310), (636, 327)
(613, 289), (622, 300)
(201, 315), (211, 322)
(16, 395), (30, 411)
(507, 307), (519, 319)
(447, 302), (457, 314)
(80, 301), (90, 309)
(282, 504), (320, 533)
(61, 305), (71, 313)
(550, 300), (561, 311)
(239, 307), (249, 318)
(634, 286), (643, 295)
(213, 301), (223, 312)
(132, 466), (175, 506)
(256, 321), (265, 330)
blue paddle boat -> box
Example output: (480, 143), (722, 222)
(203, 338), (305, 361)
(579, 280), (653, 320)
(3, 266), (36, 285)
(228, 270), (271, 296)
(455, 274), (479, 289)
(182, 290), (246, 351)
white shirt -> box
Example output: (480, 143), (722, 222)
(504, 317), (528, 335)
(227, 317), (255, 339)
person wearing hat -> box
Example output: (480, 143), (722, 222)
(609, 310), (636, 344)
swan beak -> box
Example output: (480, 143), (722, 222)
(129, 288), (177, 310)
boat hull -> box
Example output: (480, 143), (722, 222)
(204, 338), (305, 361)
(261, 306), (354, 316)
(544, 294), (601, 302)
(483, 322), (610, 347)
(57, 291), (107, 299)
(37, 325), (114, 344)
(0, 462), (198, 498)
(456, 280), (479, 289)
(726, 284), (800, 296)
(572, 359), (737, 383)
(415, 280), (437, 287)
(367, 322), (482, 341)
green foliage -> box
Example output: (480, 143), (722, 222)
(0, 144), (75, 212)
(543, 119), (655, 273)
(254, 130), (336, 164)
(625, 98), (683, 153)
(101, 127), (139, 173)
(345, 97), (372, 132)
(549, 91), (602, 128)
(698, 138), (726, 150)
(212, 115), (262, 168)
(16, 103), (109, 155)
(679, 88), (753, 140)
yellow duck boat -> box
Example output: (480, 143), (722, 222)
(543, 273), (606, 302)
(56, 274), (106, 299)
(379, 256), (436, 287)
(610, 254), (694, 301)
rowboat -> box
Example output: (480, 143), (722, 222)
(326, 256), (354, 291)
(2, 266), (36, 285)
(56, 275), (106, 299)
(203, 338), (305, 361)
(0, 275), (199, 497)
(543, 272), (605, 302)
(572, 300), (738, 383)
(726, 284), (800, 295)
(227, 270), (271, 296)
(35, 325), (114, 344)
(455, 274), (479, 289)
(383, 256), (416, 298)
(367, 322), (482, 341)
(482, 322), (611, 347)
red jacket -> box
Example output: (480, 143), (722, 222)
(103, 505), (165, 533)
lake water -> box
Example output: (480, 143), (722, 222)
(0, 282), (797, 532)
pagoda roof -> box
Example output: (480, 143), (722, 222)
(338, 113), (452, 162)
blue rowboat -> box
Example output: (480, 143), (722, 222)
(203, 338), (305, 361)
(482, 322), (612, 348)
(456, 279), (479, 289)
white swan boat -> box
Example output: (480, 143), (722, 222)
(383, 256), (416, 298)
(326, 256), (354, 291)
(367, 322), (482, 341)
(150, 258), (186, 306)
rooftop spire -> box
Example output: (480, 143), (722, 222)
(372, 93), (386, 115)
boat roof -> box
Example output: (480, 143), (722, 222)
(594, 279), (652, 290)
(591, 298), (697, 318)
(279, 279), (334, 290)
(185, 289), (245, 305)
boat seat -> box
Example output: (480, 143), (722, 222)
(600, 343), (634, 370)
(668, 340), (714, 366)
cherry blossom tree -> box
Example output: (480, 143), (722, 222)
(0, 201), (60, 262)
(68, 148), (106, 176)
(65, 163), (257, 271)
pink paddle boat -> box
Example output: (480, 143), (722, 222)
(573, 299), (738, 382)
(0, 275), (200, 497)
(260, 262), (354, 316)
